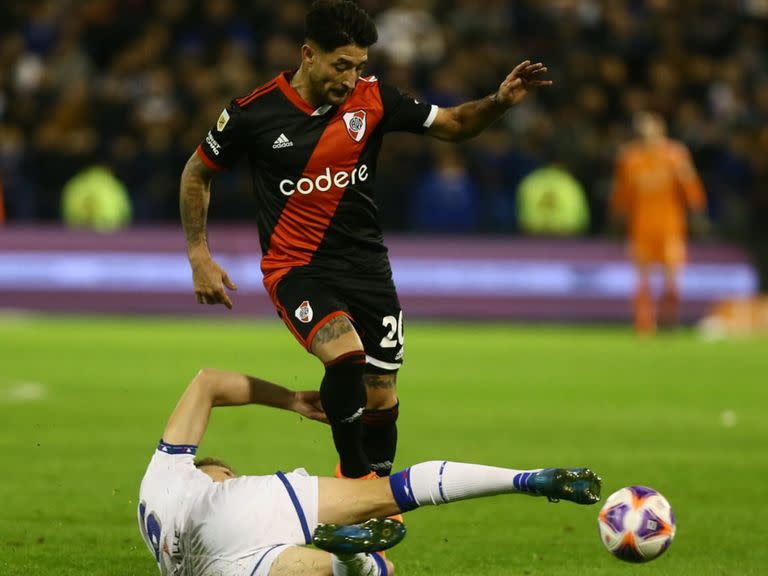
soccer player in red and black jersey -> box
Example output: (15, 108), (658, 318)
(181, 0), (551, 484)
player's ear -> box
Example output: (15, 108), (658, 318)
(301, 43), (315, 67)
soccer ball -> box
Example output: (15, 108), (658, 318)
(597, 486), (676, 563)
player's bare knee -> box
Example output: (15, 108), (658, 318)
(365, 389), (398, 410)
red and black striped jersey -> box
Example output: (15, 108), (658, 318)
(197, 71), (437, 295)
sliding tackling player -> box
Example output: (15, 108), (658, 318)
(138, 367), (602, 575)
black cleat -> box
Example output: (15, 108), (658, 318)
(529, 468), (602, 505)
(313, 518), (407, 554)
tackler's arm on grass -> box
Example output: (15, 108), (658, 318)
(427, 60), (552, 142)
(161, 368), (328, 447)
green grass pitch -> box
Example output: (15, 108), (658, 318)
(0, 315), (766, 575)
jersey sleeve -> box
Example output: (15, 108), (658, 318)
(378, 83), (438, 134)
(196, 100), (246, 171)
(671, 143), (706, 212)
(149, 439), (199, 472)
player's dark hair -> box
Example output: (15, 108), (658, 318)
(305, 0), (378, 52)
(194, 456), (234, 473)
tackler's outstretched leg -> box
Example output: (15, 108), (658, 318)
(315, 461), (602, 528)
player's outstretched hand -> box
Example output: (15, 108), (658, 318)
(191, 257), (238, 309)
(292, 390), (329, 424)
(495, 60), (552, 107)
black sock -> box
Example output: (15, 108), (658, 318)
(362, 402), (399, 476)
(321, 351), (370, 478)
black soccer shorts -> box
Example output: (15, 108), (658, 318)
(271, 266), (405, 372)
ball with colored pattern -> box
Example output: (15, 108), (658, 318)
(597, 486), (676, 563)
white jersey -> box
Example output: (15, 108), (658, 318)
(138, 440), (319, 576)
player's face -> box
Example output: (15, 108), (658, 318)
(200, 464), (236, 482)
(634, 112), (666, 140)
(308, 44), (368, 106)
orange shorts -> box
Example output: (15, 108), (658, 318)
(630, 235), (686, 266)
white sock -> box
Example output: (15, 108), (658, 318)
(407, 461), (542, 505)
(332, 553), (385, 576)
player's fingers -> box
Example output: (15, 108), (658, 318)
(301, 390), (323, 403)
(511, 59), (531, 76)
(206, 287), (227, 305)
(222, 274), (238, 291)
(222, 293), (234, 309)
(200, 289), (221, 305)
(305, 405), (329, 423)
(196, 293), (205, 304)
(520, 65), (546, 79)
(525, 63), (546, 73)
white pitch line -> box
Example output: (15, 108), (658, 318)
(0, 381), (46, 403)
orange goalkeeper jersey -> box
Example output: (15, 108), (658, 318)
(611, 139), (705, 240)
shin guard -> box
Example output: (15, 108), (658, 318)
(321, 351), (369, 478)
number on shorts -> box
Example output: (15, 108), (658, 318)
(379, 310), (404, 348)
(139, 501), (162, 562)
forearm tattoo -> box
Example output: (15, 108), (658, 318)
(180, 155), (211, 249)
(453, 94), (508, 140)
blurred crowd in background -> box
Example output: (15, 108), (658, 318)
(0, 0), (767, 259)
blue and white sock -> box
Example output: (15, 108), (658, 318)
(332, 552), (386, 576)
(389, 461), (543, 511)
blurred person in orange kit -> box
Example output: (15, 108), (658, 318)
(611, 111), (708, 335)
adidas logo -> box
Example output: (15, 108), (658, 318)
(272, 133), (293, 149)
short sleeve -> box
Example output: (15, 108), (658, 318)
(197, 100), (246, 171)
(153, 439), (198, 468)
(141, 440), (202, 495)
(670, 142), (706, 211)
(379, 83), (438, 134)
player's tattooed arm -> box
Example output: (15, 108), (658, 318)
(428, 60), (551, 142)
(180, 152), (238, 308)
(180, 152), (215, 256)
